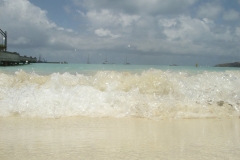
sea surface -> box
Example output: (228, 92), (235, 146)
(0, 63), (240, 159)
(0, 63), (240, 119)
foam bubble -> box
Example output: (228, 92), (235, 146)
(0, 69), (239, 119)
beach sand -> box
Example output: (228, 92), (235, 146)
(0, 117), (240, 159)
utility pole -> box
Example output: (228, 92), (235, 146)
(0, 29), (7, 51)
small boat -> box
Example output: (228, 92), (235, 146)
(124, 55), (130, 65)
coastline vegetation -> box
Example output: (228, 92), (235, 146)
(214, 62), (240, 67)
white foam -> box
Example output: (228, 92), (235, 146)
(0, 69), (239, 119)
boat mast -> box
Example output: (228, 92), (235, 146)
(87, 54), (90, 64)
(124, 55), (130, 65)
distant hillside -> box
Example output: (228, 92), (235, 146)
(214, 62), (240, 67)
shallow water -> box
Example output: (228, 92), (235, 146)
(0, 117), (240, 159)
(0, 64), (240, 119)
(0, 64), (240, 159)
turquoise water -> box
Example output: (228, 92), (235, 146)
(0, 63), (239, 119)
(1, 63), (239, 75)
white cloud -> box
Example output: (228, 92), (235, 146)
(95, 28), (120, 38)
(57, 27), (65, 31)
(0, 0), (75, 50)
(156, 15), (234, 56)
(135, 0), (197, 14)
(86, 9), (140, 28)
(158, 19), (177, 27)
(86, 10), (116, 27)
(74, 0), (198, 15)
(1, 0), (239, 64)
(66, 29), (73, 32)
(223, 9), (239, 21)
(197, 2), (223, 19)
(76, 10), (86, 17)
(159, 16), (214, 42)
(0, 0), (56, 29)
(119, 13), (140, 27)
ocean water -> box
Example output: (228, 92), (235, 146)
(1, 63), (240, 159)
(0, 63), (239, 120)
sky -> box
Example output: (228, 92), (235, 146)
(0, 0), (240, 65)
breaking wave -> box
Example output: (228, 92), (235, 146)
(0, 69), (240, 119)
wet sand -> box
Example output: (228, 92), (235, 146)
(0, 117), (240, 159)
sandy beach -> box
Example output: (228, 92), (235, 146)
(0, 117), (239, 159)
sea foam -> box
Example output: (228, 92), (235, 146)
(0, 69), (239, 119)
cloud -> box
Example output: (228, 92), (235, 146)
(73, 0), (198, 15)
(1, 0), (240, 65)
(85, 9), (140, 28)
(155, 15), (237, 56)
(160, 17), (197, 41)
(197, 2), (223, 19)
(0, 0), (74, 50)
(11, 37), (30, 45)
(223, 9), (239, 21)
(236, 27), (240, 36)
(95, 28), (121, 38)
(158, 17), (222, 43)
(0, 0), (56, 29)
(76, 10), (86, 17)
(64, 5), (71, 14)
(0, 2), (45, 49)
(0, 0), (122, 54)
